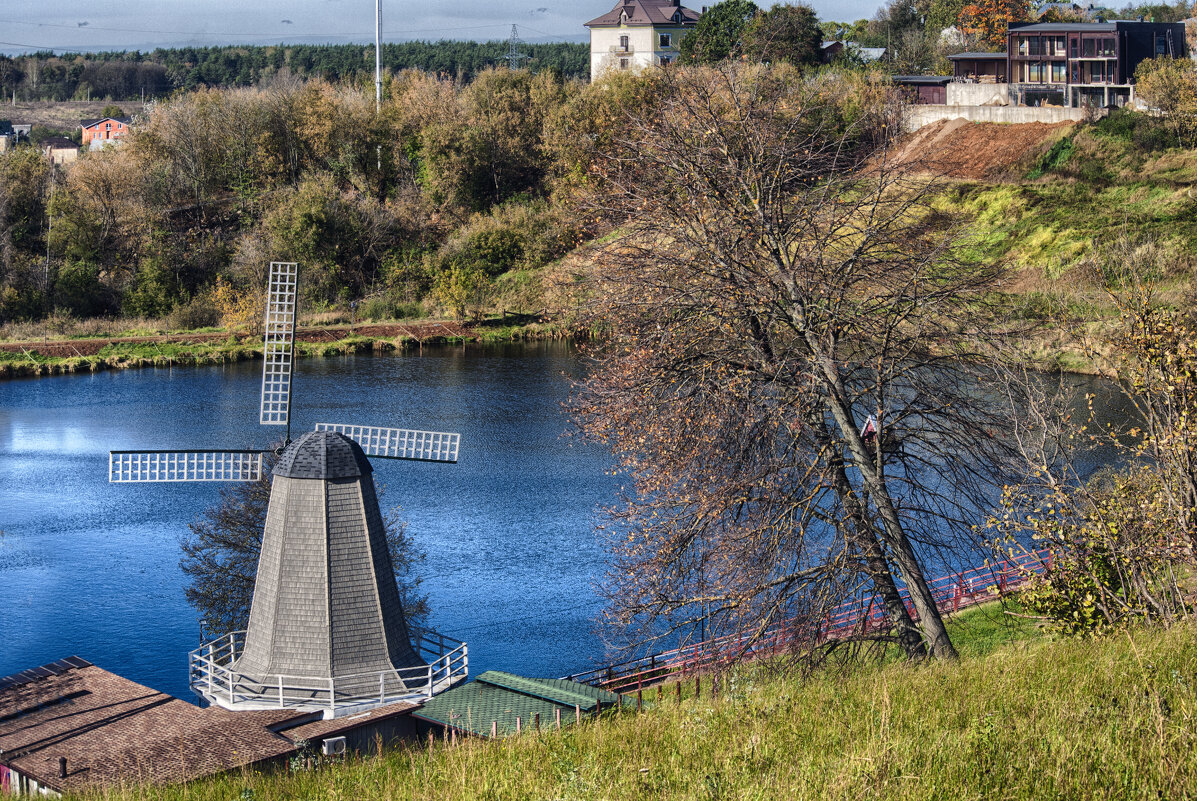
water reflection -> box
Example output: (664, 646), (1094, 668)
(0, 343), (619, 699)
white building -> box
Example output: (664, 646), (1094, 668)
(585, 0), (702, 79)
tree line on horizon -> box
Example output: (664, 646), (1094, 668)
(0, 40), (590, 103)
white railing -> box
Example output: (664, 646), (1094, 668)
(189, 630), (467, 716)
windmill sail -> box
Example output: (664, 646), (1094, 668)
(260, 261), (298, 427)
(315, 423), (460, 463)
(109, 450), (264, 483)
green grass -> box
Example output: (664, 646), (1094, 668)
(82, 605), (1197, 800)
(0, 323), (568, 379)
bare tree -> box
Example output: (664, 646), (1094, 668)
(572, 64), (1016, 663)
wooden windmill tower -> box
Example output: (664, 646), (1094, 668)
(110, 263), (467, 717)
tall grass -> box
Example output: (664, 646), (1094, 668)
(83, 615), (1197, 801)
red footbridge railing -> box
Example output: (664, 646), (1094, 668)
(563, 549), (1051, 694)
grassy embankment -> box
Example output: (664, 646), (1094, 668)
(0, 315), (573, 378)
(81, 604), (1197, 800)
(935, 113), (1197, 373)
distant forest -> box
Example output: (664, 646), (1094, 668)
(0, 41), (590, 102)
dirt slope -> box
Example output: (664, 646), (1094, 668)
(890, 119), (1076, 180)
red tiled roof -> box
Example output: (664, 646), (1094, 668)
(0, 661), (302, 793)
(585, 0), (701, 28)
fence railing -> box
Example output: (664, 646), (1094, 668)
(564, 550), (1051, 694)
(189, 629), (468, 716)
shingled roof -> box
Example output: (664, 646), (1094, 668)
(585, 0), (701, 28)
(412, 671), (622, 737)
(0, 659), (302, 794)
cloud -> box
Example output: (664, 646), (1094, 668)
(281, 18), (293, 24)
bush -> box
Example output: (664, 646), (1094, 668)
(1092, 108), (1177, 152)
(167, 294), (221, 330)
(358, 295), (426, 322)
(996, 468), (1192, 636)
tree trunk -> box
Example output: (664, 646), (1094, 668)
(829, 454), (928, 659)
(816, 353), (958, 660)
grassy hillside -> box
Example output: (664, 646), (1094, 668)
(82, 608), (1197, 800)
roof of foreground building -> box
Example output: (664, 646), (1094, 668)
(585, 0), (701, 28)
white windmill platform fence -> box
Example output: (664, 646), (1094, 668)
(189, 630), (467, 718)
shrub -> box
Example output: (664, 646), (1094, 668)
(167, 294), (221, 330)
(1092, 107), (1178, 152)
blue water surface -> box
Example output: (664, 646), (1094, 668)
(0, 342), (621, 700)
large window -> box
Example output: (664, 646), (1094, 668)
(1023, 62), (1045, 82)
(619, 35), (629, 50)
(1051, 61), (1067, 82)
(1082, 38), (1096, 57)
(1099, 37), (1115, 57)
(1028, 36), (1042, 56)
(659, 33), (672, 48)
(1048, 36), (1066, 56)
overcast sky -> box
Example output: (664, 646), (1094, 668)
(1, 0), (881, 55)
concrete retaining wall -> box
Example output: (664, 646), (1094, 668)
(945, 83), (1010, 107)
(904, 104), (1094, 130)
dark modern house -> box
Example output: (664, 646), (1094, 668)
(1005, 20), (1186, 107)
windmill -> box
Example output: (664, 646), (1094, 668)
(110, 262), (467, 718)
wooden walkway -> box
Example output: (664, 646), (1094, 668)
(564, 549), (1051, 694)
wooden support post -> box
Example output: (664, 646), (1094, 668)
(534, 713), (540, 730)
(516, 717), (522, 735)
(637, 689), (642, 711)
(676, 682), (681, 703)
(492, 720), (498, 738)
(575, 704), (581, 724)
(451, 728), (457, 746)
(656, 685), (662, 703)
(428, 731), (434, 748)
(556, 707), (561, 729)
(695, 675), (700, 698)
(712, 675), (718, 699)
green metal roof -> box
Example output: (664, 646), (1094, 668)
(412, 672), (621, 738)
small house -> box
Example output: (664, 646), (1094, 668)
(948, 52), (1009, 82)
(586, 0), (701, 78)
(412, 671), (622, 737)
(40, 137), (79, 165)
(0, 656), (424, 796)
(80, 117), (131, 148)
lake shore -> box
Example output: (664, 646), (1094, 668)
(0, 317), (575, 379)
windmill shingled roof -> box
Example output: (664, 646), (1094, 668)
(273, 430), (372, 480)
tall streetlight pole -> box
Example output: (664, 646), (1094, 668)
(374, 0), (383, 113)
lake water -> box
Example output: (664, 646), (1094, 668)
(0, 342), (621, 700)
(0, 343), (1137, 701)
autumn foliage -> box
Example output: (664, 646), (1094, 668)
(958, 0), (1032, 51)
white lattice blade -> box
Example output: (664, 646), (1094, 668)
(315, 423), (460, 463)
(260, 261), (298, 426)
(109, 451), (264, 483)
